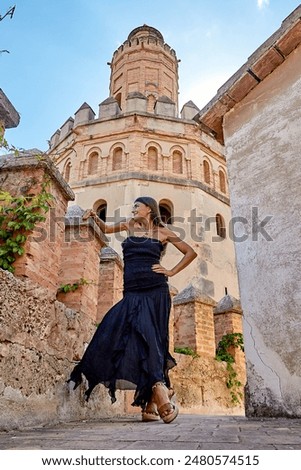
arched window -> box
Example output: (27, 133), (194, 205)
(159, 200), (173, 225)
(64, 160), (71, 183)
(203, 160), (211, 184)
(96, 201), (107, 222)
(172, 150), (183, 174)
(216, 213), (226, 239)
(147, 146), (158, 171)
(112, 147), (123, 171)
(219, 169), (226, 193)
(88, 151), (99, 175)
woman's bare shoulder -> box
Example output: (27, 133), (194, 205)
(159, 225), (180, 242)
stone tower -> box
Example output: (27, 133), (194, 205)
(109, 25), (179, 114)
(47, 25), (239, 301)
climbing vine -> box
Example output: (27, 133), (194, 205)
(57, 278), (92, 294)
(0, 135), (54, 272)
(215, 332), (244, 404)
(0, 180), (54, 272)
(0, 127), (18, 155)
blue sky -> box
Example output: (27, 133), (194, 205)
(1, 0), (300, 152)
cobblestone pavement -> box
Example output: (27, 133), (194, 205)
(1, 414), (301, 450)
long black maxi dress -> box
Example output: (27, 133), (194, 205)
(68, 235), (176, 408)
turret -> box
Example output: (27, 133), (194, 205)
(108, 25), (179, 114)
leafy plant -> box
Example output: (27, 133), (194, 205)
(0, 180), (53, 272)
(0, 133), (55, 272)
(57, 278), (91, 294)
(174, 346), (199, 358)
(215, 332), (244, 404)
(0, 126), (18, 155)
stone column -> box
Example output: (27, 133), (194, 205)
(57, 206), (107, 322)
(97, 247), (123, 323)
(173, 285), (216, 356)
(214, 294), (246, 374)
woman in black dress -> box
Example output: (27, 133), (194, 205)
(68, 197), (197, 424)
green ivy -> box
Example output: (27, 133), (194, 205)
(0, 181), (54, 272)
(57, 278), (91, 294)
(0, 135), (54, 272)
(215, 332), (244, 404)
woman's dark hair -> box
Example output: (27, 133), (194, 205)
(134, 197), (165, 227)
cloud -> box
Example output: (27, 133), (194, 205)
(257, 0), (270, 9)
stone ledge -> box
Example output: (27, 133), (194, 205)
(214, 294), (242, 314)
(64, 205), (108, 245)
(173, 284), (216, 306)
(100, 246), (123, 268)
(0, 153), (75, 201)
(73, 172), (230, 205)
(0, 89), (20, 129)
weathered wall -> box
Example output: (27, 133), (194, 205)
(170, 353), (245, 416)
(0, 268), (245, 431)
(224, 45), (301, 416)
(0, 268), (129, 431)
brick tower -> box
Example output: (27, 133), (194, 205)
(109, 25), (179, 114)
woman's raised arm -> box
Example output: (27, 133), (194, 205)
(82, 209), (129, 234)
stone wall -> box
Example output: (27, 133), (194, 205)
(224, 43), (301, 417)
(0, 268), (245, 431)
(0, 268), (129, 431)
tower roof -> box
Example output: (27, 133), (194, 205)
(128, 24), (164, 42)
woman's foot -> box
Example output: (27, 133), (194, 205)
(151, 382), (178, 424)
(142, 399), (160, 422)
(142, 387), (175, 422)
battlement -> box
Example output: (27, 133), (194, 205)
(112, 37), (177, 61)
(112, 24), (177, 62)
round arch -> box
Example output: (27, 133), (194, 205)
(159, 198), (174, 225)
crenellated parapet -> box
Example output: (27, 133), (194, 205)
(112, 25), (177, 61)
(109, 24), (179, 113)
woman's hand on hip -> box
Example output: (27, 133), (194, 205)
(152, 264), (174, 277)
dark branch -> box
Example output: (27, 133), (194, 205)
(0, 5), (16, 21)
